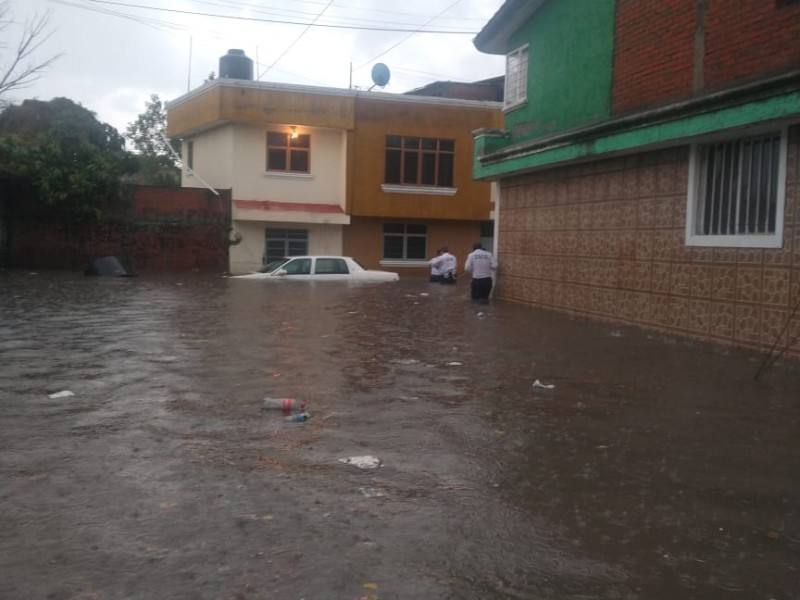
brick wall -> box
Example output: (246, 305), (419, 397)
(6, 186), (232, 273)
(612, 0), (800, 114)
(495, 127), (800, 359)
(704, 0), (800, 89)
(612, 0), (696, 113)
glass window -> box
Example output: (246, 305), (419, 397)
(687, 130), (787, 248)
(264, 229), (308, 264)
(315, 258), (349, 275)
(382, 223), (427, 260)
(282, 258), (311, 275)
(384, 136), (455, 187)
(505, 45), (529, 109)
(266, 131), (311, 173)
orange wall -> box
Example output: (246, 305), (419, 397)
(349, 96), (503, 221)
(344, 216), (483, 277)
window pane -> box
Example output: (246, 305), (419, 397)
(406, 224), (427, 235)
(440, 140), (455, 152)
(383, 223), (404, 234)
(403, 151), (419, 184)
(267, 132), (286, 146)
(291, 134), (310, 148)
(421, 138), (437, 150)
(386, 135), (402, 148)
(268, 149), (287, 170)
(403, 137), (420, 149)
(438, 154), (454, 187)
(290, 151), (309, 172)
(421, 153), (437, 185)
(383, 236), (404, 259)
(385, 149), (401, 184)
(406, 236), (427, 259)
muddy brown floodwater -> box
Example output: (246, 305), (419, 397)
(1, 270), (799, 600)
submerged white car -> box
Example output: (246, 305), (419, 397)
(232, 256), (399, 282)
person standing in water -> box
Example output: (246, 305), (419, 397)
(464, 242), (497, 302)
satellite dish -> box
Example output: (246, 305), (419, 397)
(370, 63), (391, 88)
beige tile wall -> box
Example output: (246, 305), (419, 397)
(496, 127), (800, 360)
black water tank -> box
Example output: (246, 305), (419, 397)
(219, 49), (253, 80)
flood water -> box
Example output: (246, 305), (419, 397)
(1, 270), (799, 600)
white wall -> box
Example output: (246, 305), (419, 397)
(229, 222), (344, 274)
(230, 124), (346, 208)
(182, 128), (234, 189)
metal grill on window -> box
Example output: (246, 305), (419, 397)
(697, 133), (780, 236)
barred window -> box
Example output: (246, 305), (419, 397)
(687, 131), (787, 248)
(504, 45), (528, 109)
(264, 228), (308, 264)
(267, 131), (310, 173)
(385, 136), (454, 187)
(382, 223), (427, 260)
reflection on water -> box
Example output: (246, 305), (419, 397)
(1, 270), (798, 600)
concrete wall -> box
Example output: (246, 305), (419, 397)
(495, 128), (800, 359)
(6, 186), (231, 273)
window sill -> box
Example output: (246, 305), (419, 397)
(264, 171), (313, 181)
(685, 233), (783, 249)
(381, 184), (457, 196)
(380, 259), (431, 268)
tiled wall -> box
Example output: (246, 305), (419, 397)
(496, 127), (800, 359)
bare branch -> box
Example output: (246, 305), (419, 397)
(0, 2), (62, 98)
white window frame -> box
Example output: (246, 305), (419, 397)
(504, 44), (529, 111)
(686, 128), (787, 248)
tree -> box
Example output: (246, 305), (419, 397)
(0, 97), (137, 221)
(0, 1), (61, 101)
(125, 94), (181, 186)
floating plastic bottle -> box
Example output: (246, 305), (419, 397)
(285, 411), (311, 423)
(263, 397), (306, 411)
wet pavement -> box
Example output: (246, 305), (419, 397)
(1, 270), (798, 600)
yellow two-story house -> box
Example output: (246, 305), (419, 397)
(166, 52), (503, 276)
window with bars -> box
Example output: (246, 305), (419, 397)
(264, 229), (308, 264)
(504, 45), (529, 109)
(385, 136), (455, 187)
(687, 131), (787, 248)
(382, 223), (427, 260)
(266, 131), (310, 173)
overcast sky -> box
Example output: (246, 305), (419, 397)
(3, 0), (506, 137)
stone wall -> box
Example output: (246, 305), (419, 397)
(496, 128), (800, 359)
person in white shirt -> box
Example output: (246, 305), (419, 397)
(431, 246), (457, 285)
(464, 242), (497, 302)
(429, 248), (444, 282)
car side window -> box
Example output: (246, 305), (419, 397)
(315, 258), (349, 275)
(283, 258), (311, 275)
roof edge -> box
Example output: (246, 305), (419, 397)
(473, 0), (549, 55)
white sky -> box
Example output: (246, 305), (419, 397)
(2, 0), (506, 137)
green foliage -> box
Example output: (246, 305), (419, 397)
(125, 94), (181, 186)
(0, 97), (137, 221)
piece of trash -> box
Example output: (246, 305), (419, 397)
(419, 292), (429, 297)
(263, 397), (306, 411)
(339, 455), (381, 469)
(610, 330), (623, 337)
(445, 361), (463, 366)
(362, 583), (379, 590)
(532, 379), (555, 390)
(48, 390), (75, 399)
(359, 487), (384, 498)
(284, 411), (311, 423)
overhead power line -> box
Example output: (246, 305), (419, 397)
(62, 0), (482, 34)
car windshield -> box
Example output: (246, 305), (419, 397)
(261, 258), (290, 273)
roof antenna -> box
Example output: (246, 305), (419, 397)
(368, 63), (390, 91)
